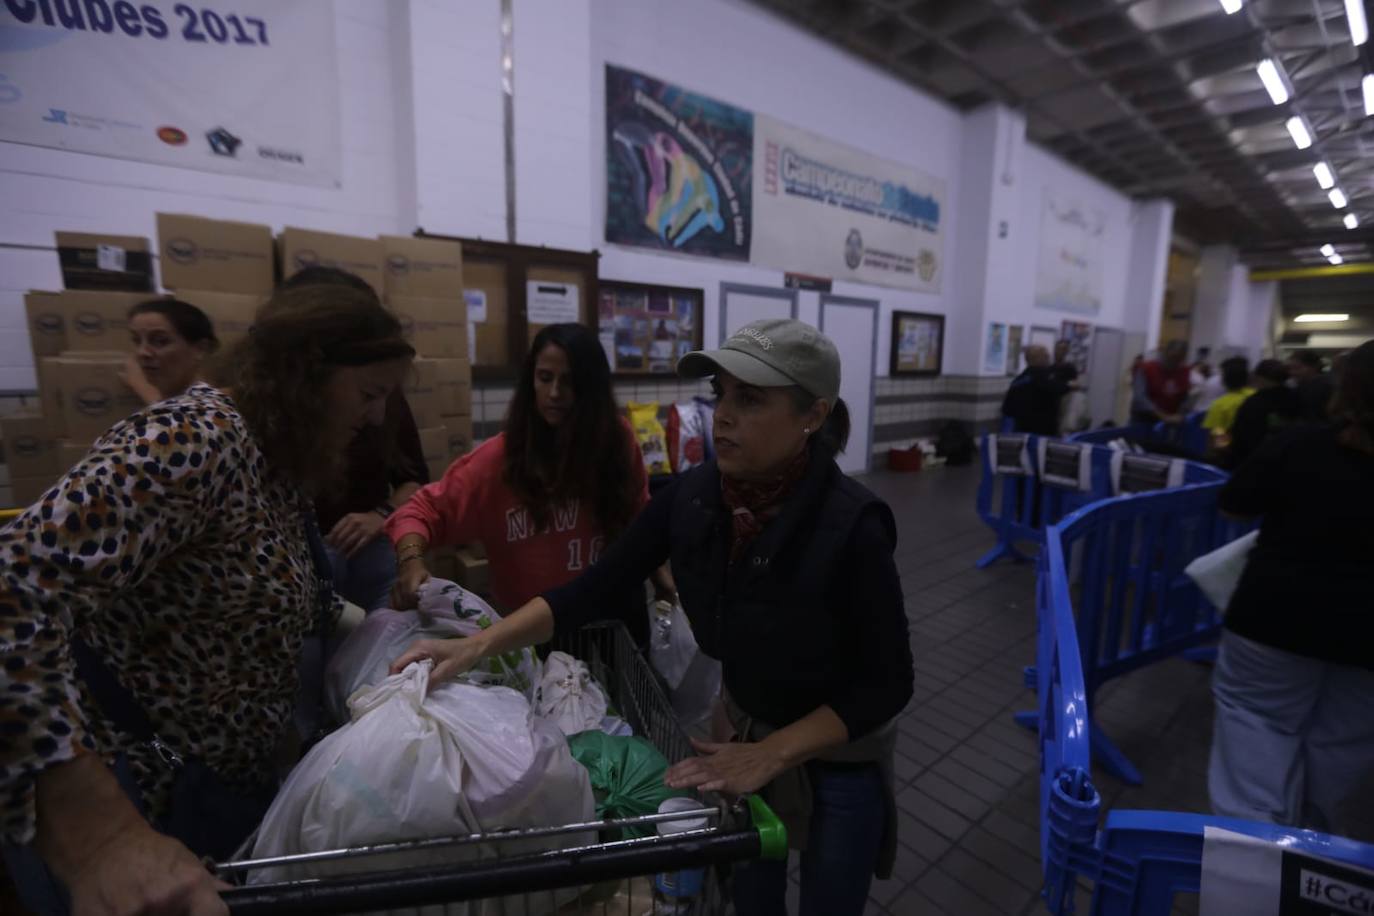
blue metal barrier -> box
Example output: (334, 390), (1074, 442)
(977, 435), (1223, 571)
(1035, 506), (1374, 915)
(1071, 424), (1155, 446)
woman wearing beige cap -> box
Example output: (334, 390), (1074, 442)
(393, 318), (914, 916)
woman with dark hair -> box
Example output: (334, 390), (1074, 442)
(393, 319), (914, 916)
(388, 323), (664, 639)
(1226, 358), (1301, 468)
(1210, 340), (1374, 835)
(0, 284), (415, 916)
(119, 298), (220, 404)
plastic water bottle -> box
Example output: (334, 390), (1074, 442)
(649, 797), (709, 915)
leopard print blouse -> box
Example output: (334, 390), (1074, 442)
(0, 385), (325, 843)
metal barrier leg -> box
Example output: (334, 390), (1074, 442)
(977, 540), (1032, 569)
(1012, 710), (1037, 731)
(1182, 645), (1217, 664)
(1091, 721), (1144, 786)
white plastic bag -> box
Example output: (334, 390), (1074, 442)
(647, 600), (720, 729)
(324, 579), (540, 722)
(253, 661), (595, 887)
(648, 599), (697, 690)
(1185, 530), (1258, 613)
(533, 651), (608, 735)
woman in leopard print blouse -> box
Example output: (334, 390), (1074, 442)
(0, 282), (415, 916)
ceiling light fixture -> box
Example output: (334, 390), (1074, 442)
(1328, 254), (1345, 265)
(1219, 0), (1243, 13)
(1320, 243), (1336, 257)
(1364, 73), (1374, 116)
(1345, 213), (1360, 229)
(1346, 0), (1369, 45)
(1330, 188), (1349, 208)
(1313, 162), (1335, 189)
(1286, 116), (1313, 148)
(1256, 59), (1290, 104)
(1294, 314), (1349, 322)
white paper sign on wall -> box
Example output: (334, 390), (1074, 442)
(527, 282), (579, 325)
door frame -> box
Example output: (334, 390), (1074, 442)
(718, 283), (799, 345)
(818, 294), (879, 475)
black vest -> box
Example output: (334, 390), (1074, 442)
(667, 447), (895, 729)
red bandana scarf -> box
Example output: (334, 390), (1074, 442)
(720, 448), (810, 565)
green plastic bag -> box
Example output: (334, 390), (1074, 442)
(567, 731), (686, 838)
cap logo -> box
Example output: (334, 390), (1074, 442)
(736, 327), (774, 350)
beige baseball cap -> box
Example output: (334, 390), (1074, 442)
(678, 318), (841, 402)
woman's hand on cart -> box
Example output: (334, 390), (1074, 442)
(664, 737), (786, 796)
(66, 818), (229, 916)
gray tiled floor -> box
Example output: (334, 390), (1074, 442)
(810, 463), (1374, 916)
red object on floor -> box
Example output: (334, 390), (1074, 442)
(888, 446), (923, 472)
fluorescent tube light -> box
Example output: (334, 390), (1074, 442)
(1294, 314), (1349, 322)
(1257, 59), (1289, 104)
(1329, 188), (1348, 208)
(1347, 0), (1368, 45)
(1313, 162), (1335, 189)
(1345, 213), (1360, 229)
(1286, 116), (1312, 149)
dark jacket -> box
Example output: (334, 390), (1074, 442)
(1220, 425), (1374, 669)
(1227, 385), (1301, 470)
(545, 443), (914, 741)
(1002, 366), (1070, 437)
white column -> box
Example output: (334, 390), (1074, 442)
(1122, 199), (1174, 350)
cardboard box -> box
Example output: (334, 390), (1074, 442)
(441, 414), (474, 458)
(389, 295), (468, 359)
(37, 358), (65, 438)
(381, 236), (464, 300)
(7, 476), (56, 509)
(0, 414), (59, 479)
(279, 228), (384, 297)
(57, 439), (92, 472)
(454, 545), (490, 595)
(55, 231), (155, 293)
(49, 356), (144, 442)
(404, 360), (442, 428)
(157, 213), (275, 294)
(179, 290), (264, 353)
(417, 425), (448, 463)
(50, 290), (153, 354)
(428, 358), (472, 417)
(25, 292), (69, 359)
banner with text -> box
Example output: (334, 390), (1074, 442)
(605, 64), (753, 262)
(752, 115), (945, 293)
(0, 1), (341, 186)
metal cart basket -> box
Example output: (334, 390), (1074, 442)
(217, 621), (786, 915)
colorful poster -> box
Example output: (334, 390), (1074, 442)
(891, 311), (944, 376)
(984, 322), (1007, 375)
(0, 2), (340, 186)
(752, 116), (944, 292)
(1035, 191), (1106, 315)
(605, 65), (753, 261)
(598, 284), (702, 375)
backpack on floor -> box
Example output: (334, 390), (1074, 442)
(935, 421), (975, 466)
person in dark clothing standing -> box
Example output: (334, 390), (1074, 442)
(1287, 349), (1334, 423)
(282, 267), (429, 610)
(1051, 339), (1080, 388)
(392, 319), (914, 916)
(1226, 359), (1300, 470)
(1209, 340), (1374, 835)
(1002, 345), (1071, 435)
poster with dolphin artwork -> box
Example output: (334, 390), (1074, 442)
(605, 65), (753, 261)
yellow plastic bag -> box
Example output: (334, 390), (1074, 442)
(628, 402), (671, 475)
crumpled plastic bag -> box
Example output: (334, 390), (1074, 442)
(252, 661), (595, 887)
(324, 578), (540, 722)
(533, 652), (608, 736)
(647, 600), (721, 729)
(566, 731), (685, 839)
(1184, 530), (1258, 613)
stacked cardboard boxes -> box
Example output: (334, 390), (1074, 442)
(385, 235), (474, 471)
(157, 213), (274, 358)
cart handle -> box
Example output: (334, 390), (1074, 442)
(749, 794), (788, 861)
(221, 827), (761, 915)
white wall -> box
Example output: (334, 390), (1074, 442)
(0, 0), (405, 391)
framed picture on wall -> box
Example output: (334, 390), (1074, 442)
(1061, 320), (1093, 374)
(1005, 326), (1025, 377)
(983, 322), (1007, 374)
(1029, 325), (1058, 352)
(889, 310), (945, 377)
(598, 280), (704, 376)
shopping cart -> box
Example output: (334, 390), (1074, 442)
(216, 621), (787, 915)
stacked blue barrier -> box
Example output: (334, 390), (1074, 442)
(976, 433), (1224, 570)
(1034, 501), (1374, 915)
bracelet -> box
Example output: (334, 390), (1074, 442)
(374, 503), (395, 519)
(398, 554), (427, 566)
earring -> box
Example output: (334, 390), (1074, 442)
(803, 427), (811, 434)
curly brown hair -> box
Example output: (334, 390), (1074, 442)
(218, 284), (415, 494)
